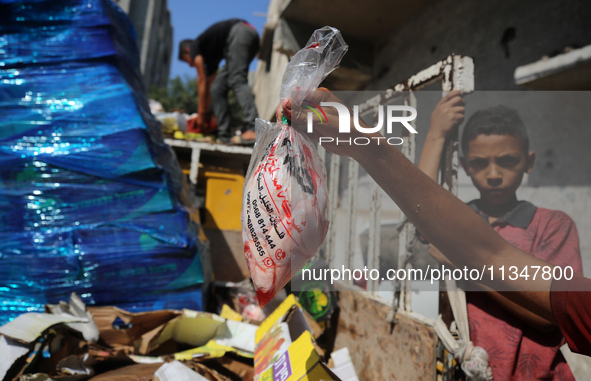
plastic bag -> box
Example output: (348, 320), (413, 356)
(279, 26), (348, 108)
(241, 27), (348, 306)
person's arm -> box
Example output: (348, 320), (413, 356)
(281, 90), (555, 321)
(494, 290), (556, 331)
(472, 211), (582, 331)
(484, 289), (556, 331)
(551, 275), (591, 355)
(428, 246), (555, 330)
(418, 90), (465, 182)
(193, 55), (216, 129)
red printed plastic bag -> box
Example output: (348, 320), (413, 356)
(241, 27), (348, 306)
(242, 120), (329, 306)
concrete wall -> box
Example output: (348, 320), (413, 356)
(334, 286), (438, 381)
(114, 0), (173, 89)
(253, 0), (292, 120)
(368, 0), (591, 92)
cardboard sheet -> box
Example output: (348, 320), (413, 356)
(0, 313), (87, 343)
(0, 335), (31, 379)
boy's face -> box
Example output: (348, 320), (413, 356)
(461, 134), (535, 205)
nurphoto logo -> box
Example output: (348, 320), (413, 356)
(305, 101), (418, 146)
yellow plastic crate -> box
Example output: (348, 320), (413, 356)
(202, 168), (244, 231)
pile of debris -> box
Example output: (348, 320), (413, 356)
(0, 288), (356, 381)
(0, 293), (255, 380)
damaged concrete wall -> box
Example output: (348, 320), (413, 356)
(253, 0), (291, 120)
(114, 0), (173, 89)
(368, 0), (591, 92)
(333, 287), (438, 380)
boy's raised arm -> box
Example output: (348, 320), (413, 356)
(418, 90), (465, 182)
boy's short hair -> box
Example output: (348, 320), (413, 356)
(178, 39), (193, 61)
(461, 105), (529, 155)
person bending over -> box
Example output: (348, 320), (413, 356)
(179, 19), (259, 144)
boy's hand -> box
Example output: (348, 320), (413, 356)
(429, 90), (465, 140)
(419, 90), (464, 181)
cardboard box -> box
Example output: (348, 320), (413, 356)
(87, 306), (180, 352)
(259, 331), (339, 381)
(254, 295), (339, 381)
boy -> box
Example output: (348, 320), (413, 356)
(418, 91), (582, 380)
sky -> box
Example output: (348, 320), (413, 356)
(167, 0), (270, 81)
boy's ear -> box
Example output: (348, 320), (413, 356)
(525, 151), (535, 174)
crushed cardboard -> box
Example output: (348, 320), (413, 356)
(0, 294), (253, 381)
(86, 362), (163, 381)
(146, 311), (226, 353)
(139, 309), (256, 358)
(87, 306), (180, 352)
(56, 354), (96, 377)
(220, 305), (242, 322)
(46, 293), (100, 343)
(258, 331), (339, 381)
(0, 335), (30, 380)
(0, 292), (351, 381)
(154, 361), (209, 381)
(202, 356), (255, 381)
(0, 314), (87, 344)
(328, 347), (359, 381)
(254, 295), (339, 381)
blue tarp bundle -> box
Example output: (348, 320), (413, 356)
(0, 0), (208, 323)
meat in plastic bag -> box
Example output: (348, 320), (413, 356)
(241, 26), (348, 306)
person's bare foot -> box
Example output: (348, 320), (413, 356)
(230, 130), (256, 144)
(240, 130), (256, 141)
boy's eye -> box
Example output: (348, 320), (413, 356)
(468, 158), (487, 170)
(497, 156), (520, 167)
